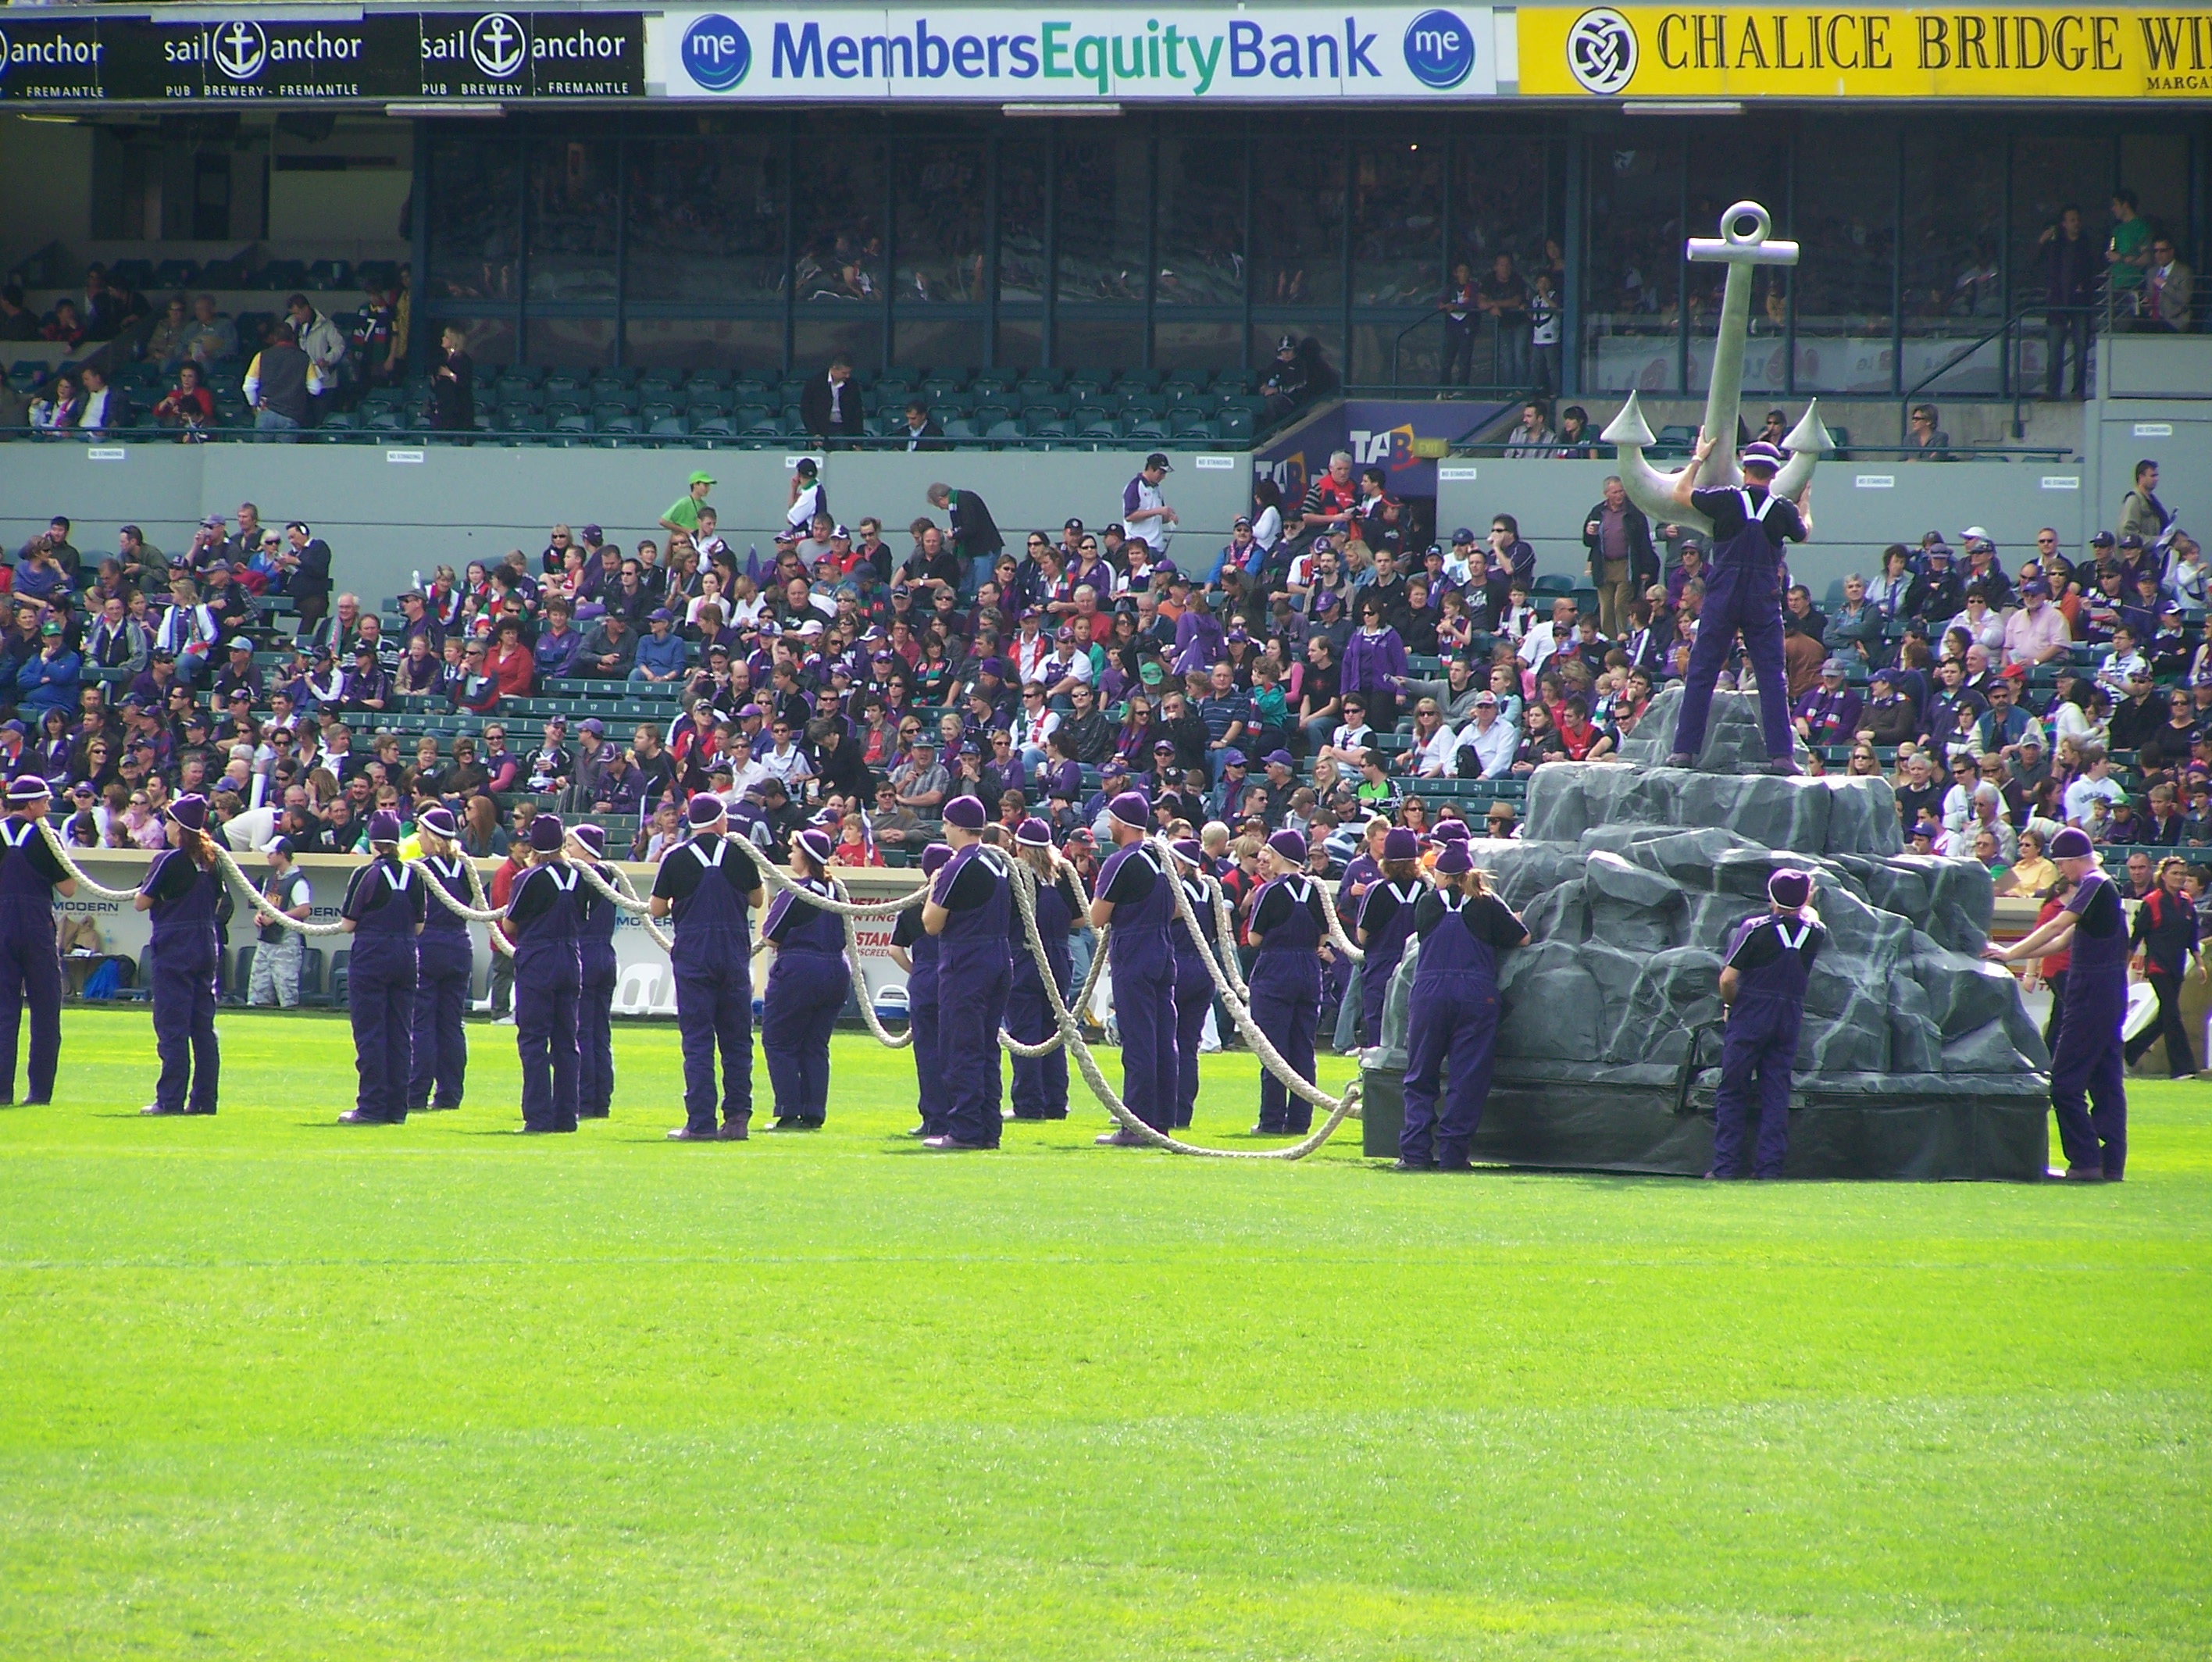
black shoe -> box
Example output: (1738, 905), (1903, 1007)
(1094, 1129), (1149, 1147)
(2050, 1164), (2106, 1182)
(337, 1110), (386, 1125)
(906, 1123), (929, 1138)
(578, 1107), (609, 1119)
(768, 1117), (820, 1132)
(406, 1103), (430, 1115)
(1760, 758), (1803, 777)
(719, 1120), (750, 1142)
(184, 1107), (216, 1116)
(1248, 1123), (1288, 1136)
(19, 1097), (49, 1106)
(922, 1135), (994, 1150)
(1663, 751), (1695, 769)
(1390, 1157), (1432, 1172)
(140, 1104), (184, 1116)
(665, 1126), (719, 1142)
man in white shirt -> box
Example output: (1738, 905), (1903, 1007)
(2061, 747), (2129, 826)
(1457, 691), (1519, 778)
(756, 718), (814, 790)
(1122, 453), (1178, 554)
(1517, 596), (1579, 672)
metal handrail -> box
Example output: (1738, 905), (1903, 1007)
(1898, 300), (2106, 444)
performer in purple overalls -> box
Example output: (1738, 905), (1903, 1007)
(1355, 827), (1427, 1049)
(1090, 791), (1177, 1146)
(758, 826), (849, 1130)
(1166, 837), (1217, 1129)
(1008, 819), (1084, 1123)
(569, 822), (620, 1120)
(337, 809), (425, 1125)
(1663, 435), (1813, 773)
(135, 794), (223, 1117)
(891, 843), (951, 1138)
(0, 776), (74, 1105)
(407, 804), (474, 1113)
(920, 796), (1011, 1150)
(505, 813), (583, 1134)
(1709, 868), (1826, 1179)
(1245, 829), (1328, 1136)
(1987, 825), (2129, 1181)
(652, 795), (764, 1143)
(1394, 841), (1529, 1170)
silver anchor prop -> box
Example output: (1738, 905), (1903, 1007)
(1601, 200), (1832, 535)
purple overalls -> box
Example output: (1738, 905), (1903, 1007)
(1671, 486), (1800, 762)
(894, 905), (945, 1135)
(1398, 892), (1522, 1167)
(1008, 869), (1078, 1121)
(1170, 870), (1216, 1129)
(142, 848), (221, 1115)
(1247, 873), (1322, 1134)
(0, 818), (64, 1104)
(578, 861), (620, 1118)
(343, 855), (421, 1123)
(1100, 840), (1178, 1131)
(669, 836), (755, 1136)
(2052, 869), (2129, 1178)
(934, 843), (1012, 1146)
(408, 854), (474, 1111)
(509, 861), (583, 1132)
(1711, 911), (1824, 1179)
(760, 876), (847, 1125)
(1357, 879), (1423, 1050)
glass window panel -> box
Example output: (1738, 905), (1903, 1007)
(1157, 129), (1243, 307)
(1453, 136), (1551, 273)
(625, 137), (785, 304)
(1153, 319), (1243, 373)
(526, 140), (619, 305)
(427, 136), (518, 301)
(793, 130), (885, 305)
(527, 316), (615, 370)
(1251, 320), (1344, 396)
(1897, 124), (2007, 396)
(1353, 137), (1443, 306)
(1789, 124), (1894, 394)
(890, 316), (986, 373)
(437, 315), (516, 368)
(1252, 123), (1343, 306)
(1054, 313), (1145, 374)
(2010, 134), (2115, 319)
(1056, 132), (1150, 305)
(996, 315), (1043, 372)
(894, 141), (987, 304)
(1582, 138), (1679, 392)
(1356, 319), (1443, 385)
(625, 317), (784, 374)
(793, 316), (883, 375)
(2120, 135), (2189, 243)
(996, 139), (1047, 305)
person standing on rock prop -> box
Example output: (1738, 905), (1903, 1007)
(1663, 436), (1812, 775)
(1985, 826), (2129, 1182)
(1709, 869), (1827, 1179)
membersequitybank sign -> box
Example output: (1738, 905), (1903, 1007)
(646, 6), (1499, 98)
(1522, 5), (2212, 98)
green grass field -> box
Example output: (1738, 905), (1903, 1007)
(1, 1008), (2205, 1660)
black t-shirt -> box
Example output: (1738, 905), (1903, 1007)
(1725, 913), (1827, 973)
(507, 863), (572, 927)
(1101, 846), (1159, 906)
(342, 856), (427, 925)
(1412, 889), (1528, 948)
(145, 848), (205, 902)
(1357, 879), (1418, 941)
(1690, 487), (1807, 547)
(2072, 876), (2125, 939)
(2, 819), (70, 885)
(935, 851), (1001, 912)
(650, 833), (762, 906)
(891, 905), (926, 950)
(1252, 876), (1328, 936)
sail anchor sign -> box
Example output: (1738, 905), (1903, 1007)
(1602, 200), (1832, 534)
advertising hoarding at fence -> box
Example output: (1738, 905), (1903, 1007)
(1520, 5), (2212, 99)
(648, 6), (1499, 99)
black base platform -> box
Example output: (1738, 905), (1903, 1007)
(1360, 1066), (2051, 1181)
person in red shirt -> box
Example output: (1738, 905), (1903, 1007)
(152, 364), (216, 434)
(1556, 694), (1614, 761)
(486, 617), (535, 699)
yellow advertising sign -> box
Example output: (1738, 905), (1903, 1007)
(1518, 6), (2212, 98)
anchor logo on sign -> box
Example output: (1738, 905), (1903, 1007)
(469, 13), (527, 80)
(211, 19), (267, 80)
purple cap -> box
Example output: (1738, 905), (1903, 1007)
(1435, 821), (1471, 844)
(6, 776), (52, 804)
(1219, 748), (1247, 768)
(979, 657), (1003, 677)
(1740, 440), (1785, 470)
(1382, 827), (1419, 861)
(2049, 826), (2093, 858)
(942, 796), (986, 830)
(1265, 749), (1294, 768)
(649, 608), (674, 623)
(1153, 738), (1177, 753)
(1170, 837), (1204, 865)
(1108, 790), (1151, 830)
(794, 826), (834, 865)
(1015, 817), (1054, 848)
(417, 804), (458, 839)
(528, 813), (565, 852)
(570, 822), (606, 858)
(919, 843), (952, 876)
(1433, 842), (1472, 876)
(1266, 829), (1309, 865)
(166, 794), (207, 832)
(367, 809), (404, 843)
(580, 719), (605, 736)
(1768, 868), (1812, 908)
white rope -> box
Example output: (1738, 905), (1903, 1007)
(209, 843), (353, 936)
(573, 855), (675, 953)
(755, 852), (922, 918)
(36, 820), (148, 903)
(1322, 887), (1365, 963)
(827, 873), (915, 1050)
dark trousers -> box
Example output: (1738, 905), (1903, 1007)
(349, 958), (417, 1122)
(1008, 968), (1069, 1120)
(1711, 1000), (1800, 1179)
(516, 961), (580, 1132)
(1440, 319), (1475, 386)
(292, 590), (330, 640)
(674, 956), (752, 1132)
(1110, 951), (1178, 1132)
(0, 922), (63, 1102)
(152, 950), (220, 1114)
(1671, 560), (1793, 762)
(1248, 966), (1318, 1134)
(2046, 310), (2091, 398)
(2042, 970), (2067, 1056)
(2125, 969), (2196, 1079)
(938, 957), (1010, 1147)
(1172, 957), (1214, 1127)
(580, 955), (617, 1115)
(2050, 979), (2128, 1178)
(762, 951), (845, 1123)
(907, 979), (946, 1134)
(1399, 984), (1500, 1164)
(488, 948), (513, 1018)
(408, 937), (471, 1108)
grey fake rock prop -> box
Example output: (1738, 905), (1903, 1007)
(1365, 697), (2048, 1179)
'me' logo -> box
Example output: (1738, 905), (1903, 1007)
(1403, 8), (1476, 88)
(682, 13), (751, 90)
(469, 13), (528, 80)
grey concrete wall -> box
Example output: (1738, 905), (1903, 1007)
(0, 442), (1253, 607)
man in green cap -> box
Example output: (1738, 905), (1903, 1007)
(660, 470), (714, 538)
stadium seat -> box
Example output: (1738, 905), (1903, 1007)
(1532, 574), (1573, 597)
(648, 416), (690, 441)
(1127, 419), (1171, 444)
